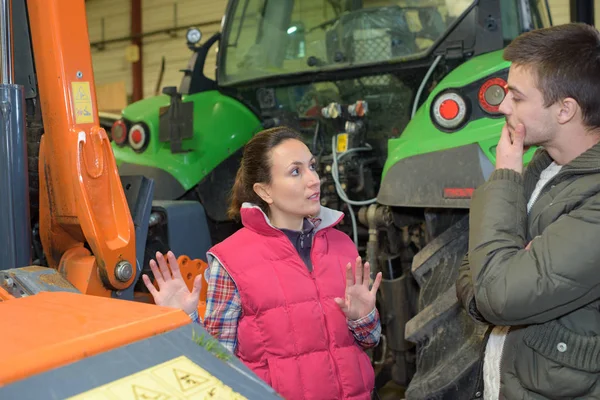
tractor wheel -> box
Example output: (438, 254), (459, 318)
(403, 215), (488, 399)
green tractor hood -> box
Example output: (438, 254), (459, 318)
(111, 90), (260, 195)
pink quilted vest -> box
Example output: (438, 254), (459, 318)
(208, 204), (375, 400)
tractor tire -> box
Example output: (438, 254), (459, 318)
(404, 215), (488, 400)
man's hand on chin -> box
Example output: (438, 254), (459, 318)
(496, 123), (527, 174)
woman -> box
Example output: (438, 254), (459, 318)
(143, 127), (382, 400)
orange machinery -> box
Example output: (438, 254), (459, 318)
(0, 0), (278, 398)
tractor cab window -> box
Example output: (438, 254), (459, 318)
(220, 0), (475, 85)
(501, 0), (552, 43)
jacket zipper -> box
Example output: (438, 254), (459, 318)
(495, 168), (599, 397)
(309, 232), (344, 400)
(527, 178), (554, 211)
(493, 167), (555, 398)
(490, 167), (600, 398)
(498, 167), (566, 397)
(496, 326), (510, 400)
(279, 230), (344, 398)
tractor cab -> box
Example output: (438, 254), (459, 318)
(219, 0), (533, 83)
(206, 0), (551, 216)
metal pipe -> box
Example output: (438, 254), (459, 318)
(90, 20), (221, 48)
(0, 0), (30, 269)
(0, 0), (14, 84)
(131, 0), (143, 101)
(0, 84), (32, 269)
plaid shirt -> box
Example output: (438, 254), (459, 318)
(198, 258), (381, 353)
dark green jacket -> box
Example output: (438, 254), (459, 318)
(457, 141), (600, 399)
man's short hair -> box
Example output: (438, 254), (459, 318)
(504, 23), (600, 129)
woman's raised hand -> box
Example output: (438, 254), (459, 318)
(334, 256), (382, 321)
(142, 251), (203, 316)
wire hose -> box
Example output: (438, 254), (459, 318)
(330, 136), (377, 245)
(411, 54), (442, 119)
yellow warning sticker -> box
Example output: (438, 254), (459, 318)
(72, 81), (95, 124)
(67, 356), (248, 400)
(336, 133), (348, 153)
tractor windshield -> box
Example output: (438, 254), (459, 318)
(220, 0), (475, 85)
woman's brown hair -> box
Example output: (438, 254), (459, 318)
(228, 126), (303, 219)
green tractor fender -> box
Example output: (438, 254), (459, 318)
(111, 90), (261, 220)
(378, 50), (536, 209)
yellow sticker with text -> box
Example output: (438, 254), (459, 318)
(68, 356), (248, 399)
(336, 133), (348, 153)
(72, 81), (94, 124)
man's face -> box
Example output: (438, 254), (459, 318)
(498, 64), (558, 147)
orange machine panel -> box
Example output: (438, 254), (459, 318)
(177, 256), (209, 318)
(0, 292), (190, 386)
(28, 0), (136, 295)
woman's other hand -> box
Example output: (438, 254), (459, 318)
(142, 251), (202, 315)
(335, 256), (382, 321)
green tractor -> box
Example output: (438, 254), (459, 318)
(109, 0), (552, 397)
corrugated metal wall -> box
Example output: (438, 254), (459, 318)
(85, 0), (598, 108)
(86, 0), (226, 105)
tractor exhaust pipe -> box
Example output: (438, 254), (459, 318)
(0, 0), (32, 269)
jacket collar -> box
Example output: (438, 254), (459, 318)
(527, 140), (600, 179)
(565, 139), (600, 171)
(239, 202), (344, 237)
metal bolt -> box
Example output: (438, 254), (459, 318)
(148, 212), (162, 227)
(115, 261), (133, 282)
(76, 71), (83, 78)
(557, 342), (567, 353)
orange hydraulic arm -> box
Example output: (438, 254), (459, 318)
(27, 0), (136, 296)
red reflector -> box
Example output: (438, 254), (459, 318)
(111, 120), (127, 144)
(478, 77), (507, 114)
(439, 99), (459, 120)
(443, 188), (474, 199)
(128, 123), (147, 151)
(131, 129), (142, 144)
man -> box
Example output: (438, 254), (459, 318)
(456, 23), (600, 399)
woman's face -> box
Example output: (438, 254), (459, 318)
(256, 139), (321, 223)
